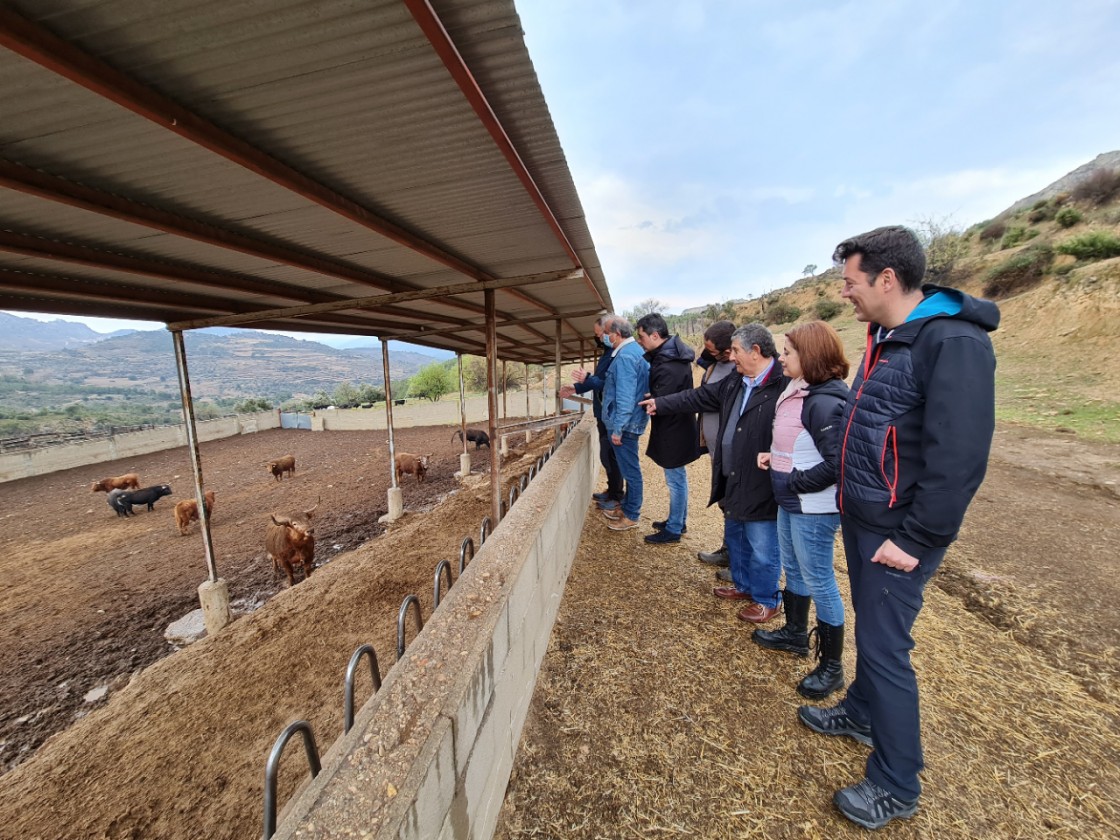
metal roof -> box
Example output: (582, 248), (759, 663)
(0, 0), (611, 364)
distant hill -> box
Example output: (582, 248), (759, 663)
(0, 316), (445, 404)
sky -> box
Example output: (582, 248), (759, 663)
(7, 0), (1120, 334)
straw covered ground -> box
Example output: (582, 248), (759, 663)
(495, 423), (1120, 839)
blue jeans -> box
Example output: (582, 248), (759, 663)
(663, 466), (688, 534)
(724, 516), (780, 608)
(611, 432), (643, 521)
(840, 516), (946, 802)
(778, 508), (844, 625)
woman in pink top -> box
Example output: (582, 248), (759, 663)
(756, 320), (850, 699)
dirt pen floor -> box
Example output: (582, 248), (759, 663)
(0, 420), (1118, 838)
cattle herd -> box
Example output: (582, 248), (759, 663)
(88, 431), (488, 588)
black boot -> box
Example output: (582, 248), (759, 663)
(798, 621), (846, 699)
(697, 543), (730, 567)
(751, 591), (810, 656)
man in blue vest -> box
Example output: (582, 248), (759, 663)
(799, 225), (999, 829)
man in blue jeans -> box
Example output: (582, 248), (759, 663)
(640, 323), (787, 623)
(798, 225), (998, 829)
(635, 313), (701, 544)
(599, 317), (649, 532)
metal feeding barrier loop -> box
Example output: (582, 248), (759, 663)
(262, 720), (321, 839)
(396, 595), (424, 659)
(527, 464), (535, 481)
(343, 644), (382, 735)
(519, 474), (529, 493)
(433, 560), (454, 609)
(508, 485), (518, 509)
(459, 536), (475, 574)
(479, 516), (492, 546)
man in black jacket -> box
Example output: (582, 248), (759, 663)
(798, 226), (999, 830)
(563, 314), (625, 508)
(640, 323), (788, 622)
(635, 313), (701, 544)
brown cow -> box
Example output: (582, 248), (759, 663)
(265, 503), (318, 586)
(394, 452), (431, 484)
(174, 491), (216, 536)
(268, 455), (296, 482)
(91, 473), (141, 493)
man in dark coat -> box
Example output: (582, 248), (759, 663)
(798, 225), (999, 830)
(635, 313), (701, 544)
(563, 314), (625, 507)
(640, 323), (788, 621)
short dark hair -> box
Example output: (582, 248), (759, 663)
(635, 313), (669, 339)
(703, 320), (735, 352)
(786, 320), (850, 384)
(732, 323), (777, 359)
(833, 225), (926, 293)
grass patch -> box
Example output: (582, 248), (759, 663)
(1056, 230), (1120, 261)
(983, 245), (1053, 298)
(997, 391), (1120, 442)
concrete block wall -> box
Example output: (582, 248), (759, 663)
(0, 411), (280, 483)
(273, 413), (597, 840)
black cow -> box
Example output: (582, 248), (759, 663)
(394, 399), (406, 406)
(452, 429), (491, 449)
(114, 484), (173, 516)
(107, 488), (131, 517)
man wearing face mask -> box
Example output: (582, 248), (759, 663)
(599, 316), (651, 531)
(695, 320), (737, 572)
(562, 314), (625, 509)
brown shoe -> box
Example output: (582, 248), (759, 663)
(738, 602), (782, 623)
(607, 516), (640, 531)
(713, 586), (752, 601)
(602, 508), (623, 521)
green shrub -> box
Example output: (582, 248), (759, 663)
(982, 245), (1053, 298)
(1000, 226), (1029, 248)
(763, 301), (801, 325)
(813, 299), (843, 321)
(1031, 199), (1048, 210)
(1028, 204), (1055, 223)
(1055, 207), (1083, 228)
(1056, 230), (1120, 261)
(979, 220), (1006, 242)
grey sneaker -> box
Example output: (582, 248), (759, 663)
(834, 778), (918, 830)
(797, 702), (872, 746)
(697, 545), (729, 566)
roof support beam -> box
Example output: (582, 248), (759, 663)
(388, 309), (604, 342)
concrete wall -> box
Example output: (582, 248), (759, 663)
(273, 413), (597, 840)
(0, 411), (281, 483)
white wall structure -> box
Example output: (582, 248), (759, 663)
(272, 414), (596, 840)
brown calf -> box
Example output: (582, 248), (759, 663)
(265, 503), (318, 586)
(268, 455), (296, 482)
(394, 452), (431, 484)
(174, 491), (216, 536)
(91, 473), (140, 493)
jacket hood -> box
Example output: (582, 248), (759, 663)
(806, 378), (849, 400)
(646, 334), (696, 364)
(910, 285), (1000, 332)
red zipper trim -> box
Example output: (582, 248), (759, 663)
(879, 425), (898, 507)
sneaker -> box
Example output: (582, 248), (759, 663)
(652, 520), (687, 533)
(797, 702), (872, 746)
(607, 516), (640, 531)
(644, 529), (681, 544)
(601, 508), (623, 521)
(834, 778), (918, 830)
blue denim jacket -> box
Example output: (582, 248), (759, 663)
(602, 340), (650, 438)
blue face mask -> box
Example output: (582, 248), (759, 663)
(602, 334), (613, 349)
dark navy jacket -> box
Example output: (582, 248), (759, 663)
(645, 335), (702, 469)
(839, 285), (999, 559)
(655, 359), (788, 521)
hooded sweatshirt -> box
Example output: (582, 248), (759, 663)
(839, 284), (1000, 559)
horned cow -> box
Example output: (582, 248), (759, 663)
(266, 503), (318, 587)
(91, 473), (140, 493)
(451, 429), (491, 449)
(268, 455), (296, 482)
(114, 484), (173, 516)
(394, 452), (431, 484)
(174, 491), (216, 536)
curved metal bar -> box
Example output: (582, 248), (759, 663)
(343, 644), (382, 735)
(263, 720), (321, 839)
(508, 485), (518, 509)
(519, 474), (529, 492)
(396, 595), (424, 659)
(458, 536), (475, 574)
(479, 516), (492, 546)
(527, 464), (535, 481)
(499, 498), (508, 518)
(433, 560), (454, 610)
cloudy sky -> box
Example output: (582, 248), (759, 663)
(519, 0), (1120, 313)
(8, 0), (1120, 337)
